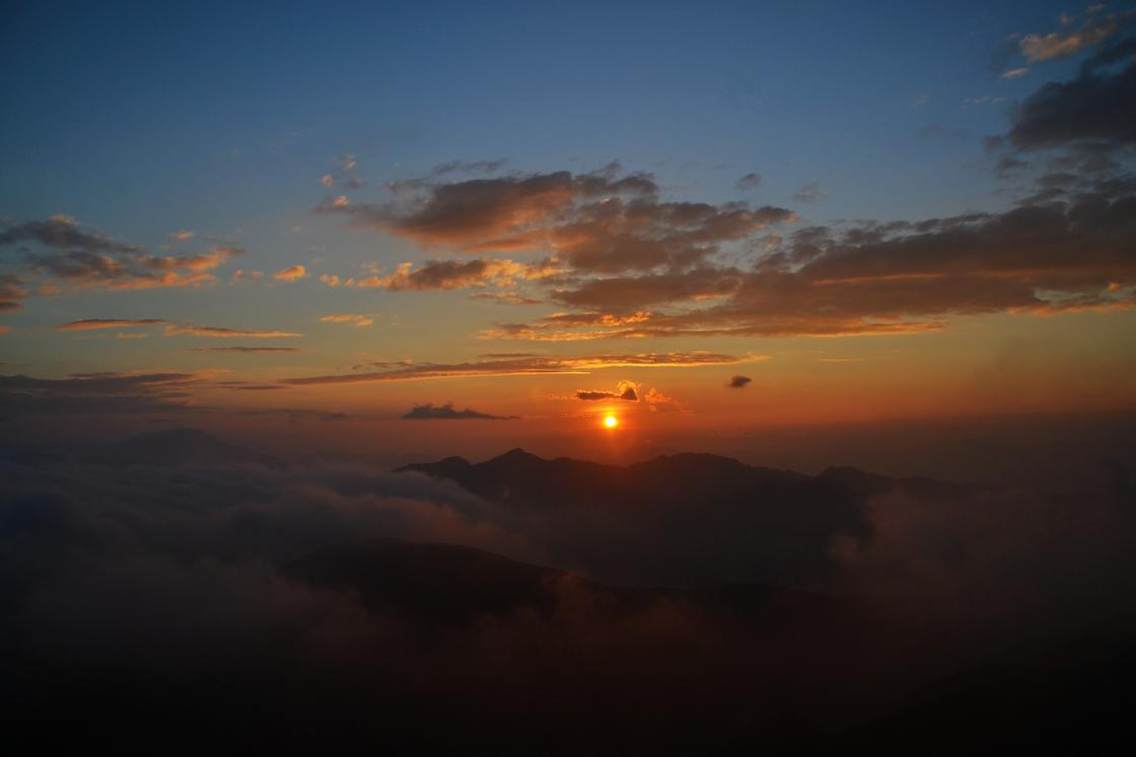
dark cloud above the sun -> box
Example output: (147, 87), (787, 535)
(728, 375), (752, 389)
(575, 381), (638, 402)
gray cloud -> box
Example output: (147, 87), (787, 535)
(735, 172), (762, 191)
(402, 402), (518, 420)
(1008, 36), (1136, 151)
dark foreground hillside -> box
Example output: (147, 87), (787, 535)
(2, 432), (1134, 754)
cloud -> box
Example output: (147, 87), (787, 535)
(0, 274), (27, 312)
(164, 324), (302, 339)
(727, 375), (752, 388)
(1000, 67), (1030, 79)
(0, 371), (205, 415)
(273, 264), (309, 282)
(188, 346), (301, 353)
(1006, 36), (1136, 150)
(0, 216), (244, 293)
(575, 381), (639, 401)
(57, 318), (166, 331)
(549, 267), (743, 310)
(489, 184), (1136, 340)
(429, 158), (507, 176)
(470, 291), (544, 305)
(283, 352), (751, 386)
(402, 402), (517, 420)
(735, 172), (763, 191)
(320, 314), (374, 327)
(318, 165), (795, 274)
(341, 258), (561, 291)
(1019, 14), (1126, 62)
(793, 181), (828, 203)
(0, 215), (140, 255)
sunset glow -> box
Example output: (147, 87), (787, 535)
(3, 1), (1135, 751)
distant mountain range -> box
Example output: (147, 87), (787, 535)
(399, 447), (970, 506)
(398, 447), (971, 586)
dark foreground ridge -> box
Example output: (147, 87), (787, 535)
(3, 431), (1134, 754)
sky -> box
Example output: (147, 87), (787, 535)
(1, 0), (1134, 466)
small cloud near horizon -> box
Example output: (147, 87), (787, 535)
(402, 402), (518, 420)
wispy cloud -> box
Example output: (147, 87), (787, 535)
(188, 346), (301, 353)
(320, 314), (374, 327)
(284, 352), (753, 386)
(58, 318), (167, 331)
(165, 325), (302, 339)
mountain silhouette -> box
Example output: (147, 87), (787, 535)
(396, 449), (968, 586)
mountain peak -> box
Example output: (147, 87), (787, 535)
(492, 448), (545, 464)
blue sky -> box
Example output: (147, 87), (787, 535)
(1, 0), (1080, 235)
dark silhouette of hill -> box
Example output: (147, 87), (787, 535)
(285, 538), (571, 624)
(397, 449), (971, 586)
(400, 448), (968, 509)
(283, 538), (849, 630)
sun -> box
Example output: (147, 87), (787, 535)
(602, 413), (619, 429)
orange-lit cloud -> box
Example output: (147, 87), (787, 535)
(189, 346), (301, 353)
(328, 258), (561, 292)
(576, 380), (639, 401)
(320, 314), (374, 327)
(58, 318), (167, 331)
(284, 351), (754, 385)
(0, 216), (244, 294)
(165, 324), (302, 339)
(317, 165), (795, 275)
(273, 264), (309, 282)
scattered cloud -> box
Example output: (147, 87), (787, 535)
(402, 402), (517, 420)
(57, 318), (166, 332)
(1, 273), (28, 311)
(273, 264), (309, 282)
(320, 314), (374, 327)
(284, 352), (752, 386)
(318, 165), (795, 274)
(165, 325), (302, 339)
(1001, 67), (1030, 79)
(0, 216), (243, 293)
(727, 375), (752, 388)
(470, 291), (544, 305)
(339, 258), (561, 292)
(793, 181), (828, 203)
(735, 172), (763, 191)
(1019, 13), (1126, 62)
(575, 381), (639, 401)
(489, 189), (1136, 340)
(188, 346), (301, 353)
(0, 371), (205, 414)
(1006, 36), (1136, 150)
